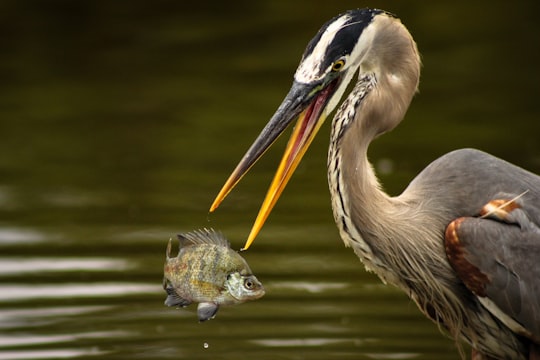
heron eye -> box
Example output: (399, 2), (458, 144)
(331, 59), (346, 72)
(243, 278), (254, 290)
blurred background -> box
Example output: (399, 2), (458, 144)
(0, 1), (539, 359)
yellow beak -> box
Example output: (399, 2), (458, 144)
(210, 78), (339, 250)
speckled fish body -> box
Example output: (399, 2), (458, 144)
(163, 228), (264, 321)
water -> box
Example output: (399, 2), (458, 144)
(1, 1), (539, 359)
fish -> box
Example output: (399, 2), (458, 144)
(163, 228), (265, 322)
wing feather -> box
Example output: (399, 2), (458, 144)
(445, 209), (540, 343)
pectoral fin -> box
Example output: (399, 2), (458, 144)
(164, 282), (191, 307)
(197, 302), (219, 322)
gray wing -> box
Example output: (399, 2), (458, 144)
(445, 206), (540, 343)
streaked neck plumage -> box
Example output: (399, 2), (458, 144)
(327, 13), (425, 284)
(326, 13), (471, 342)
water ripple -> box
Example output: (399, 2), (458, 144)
(0, 228), (45, 245)
(250, 337), (364, 347)
(269, 281), (349, 293)
(0, 348), (107, 360)
(0, 258), (131, 275)
(0, 283), (159, 302)
(0, 331), (131, 347)
(0, 306), (113, 330)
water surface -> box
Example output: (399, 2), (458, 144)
(1, 1), (539, 359)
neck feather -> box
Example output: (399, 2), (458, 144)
(327, 78), (470, 345)
(327, 14), (425, 285)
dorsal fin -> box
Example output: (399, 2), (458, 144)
(166, 237), (174, 258)
(176, 228), (230, 248)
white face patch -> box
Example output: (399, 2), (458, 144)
(294, 14), (351, 84)
(291, 12), (396, 120)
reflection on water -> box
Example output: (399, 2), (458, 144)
(0, 349), (107, 360)
(1, 1), (539, 359)
(270, 281), (348, 293)
(0, 258), (130, 275)
(0, 331), (127, 348)
(0, 250), (158, 359)
(251, 337), (367, 347)
(0, 283), (158, 302)
(0, 306), (113, 330)
(0, 228), (46, 244)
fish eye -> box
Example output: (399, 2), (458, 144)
(226, 274), (232, 280)
(243, 278), (254, 290)
(331, 58), (346, 72)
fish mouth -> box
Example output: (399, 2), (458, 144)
(210, 77), (341, 250)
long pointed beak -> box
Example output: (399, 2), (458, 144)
(210, 78), (340, 250)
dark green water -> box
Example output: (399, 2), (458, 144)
(1, 1), (539, 359)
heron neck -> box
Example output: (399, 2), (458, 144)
(329, 126), (441, 291)
(328, 93), (458, 295)
(328, 123), (392, 273)
(327, 82), (438, 288)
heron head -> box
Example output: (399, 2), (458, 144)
(210, 9), (391, 249)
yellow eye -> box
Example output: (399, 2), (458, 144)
(331, 59), (346, 72)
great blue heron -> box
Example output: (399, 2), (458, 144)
(209, 8), (540, 359)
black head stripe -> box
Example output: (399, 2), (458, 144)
(301, 8), (385, 67)
(301, 14), (340, 61)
